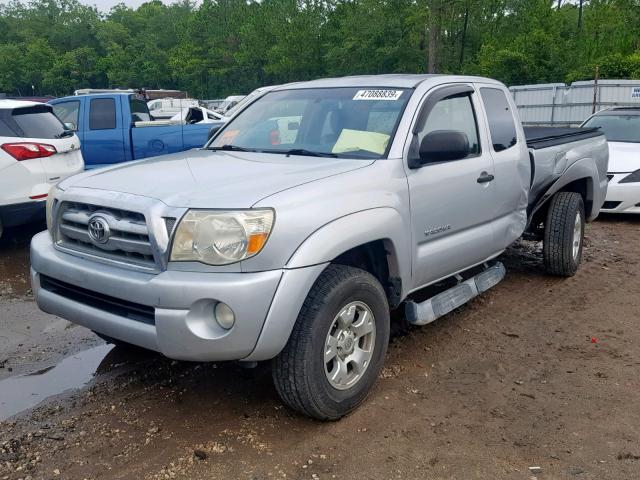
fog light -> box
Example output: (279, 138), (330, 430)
(214, 302), (235, 330)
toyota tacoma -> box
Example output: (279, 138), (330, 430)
(31, 75), (608, 420)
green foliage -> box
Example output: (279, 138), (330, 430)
(1, 0), (640, 97)
(477, 46), (534, 86)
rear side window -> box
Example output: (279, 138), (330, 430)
(52, 101), (80, 130)
(0, 113), (15, 136)
(0, 105), (66, 139)
(130, 98), (151, 122)
(480, 88), (518, 152)
(89, 98), (116, 130)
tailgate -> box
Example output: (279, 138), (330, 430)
(40, 135), (84, 182)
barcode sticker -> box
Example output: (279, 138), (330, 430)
(353, 90), (403, 101)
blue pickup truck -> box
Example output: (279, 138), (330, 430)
(49, 93), (220, 168)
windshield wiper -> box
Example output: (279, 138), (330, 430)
(55, 130), (74, 139)
(283, 148), (338, 158)
(209, 144), (255, 152)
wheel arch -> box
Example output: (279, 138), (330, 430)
(528, 158), (599, 233)
(531, 177), (592, 228)
(331, 239), (403, 309)
(285, 207), (411, 304)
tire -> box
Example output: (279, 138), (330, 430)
(272, 264), (390, 421)
(543, 192), (585, 277)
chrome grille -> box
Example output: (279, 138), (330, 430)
(56, 201), (157, 269)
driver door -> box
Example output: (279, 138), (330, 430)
(405, 84), (498, 290)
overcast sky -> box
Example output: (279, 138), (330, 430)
(83, 0), (581, 13)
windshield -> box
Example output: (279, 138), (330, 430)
(209, 87), (411, 159)
(582, 113), (640, 143)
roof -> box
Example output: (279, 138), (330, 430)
(597, 107), (640, 115)
(0, 99), (43, 109)
(273, 74), (502, 90)
(52, 92), (133, 103)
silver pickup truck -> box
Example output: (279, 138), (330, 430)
(30, 75), (608, 420)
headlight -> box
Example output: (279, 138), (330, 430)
(620, 169), (640, 184)
(170, 209), (274, 265)
(46, 184), (61, 235)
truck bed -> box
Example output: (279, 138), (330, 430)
(524, 126), (602, 149)
(525, 126), (608, 219)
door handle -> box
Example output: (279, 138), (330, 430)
(477, 172), (495, 184)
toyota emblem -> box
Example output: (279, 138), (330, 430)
(88, 216), (110, 244)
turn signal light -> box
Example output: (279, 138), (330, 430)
(1, 142), (57, 161)
(247, 232), (269, 255)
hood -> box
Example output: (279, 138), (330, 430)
(608, 142), (640, 173)
(63, 149), (374, 208)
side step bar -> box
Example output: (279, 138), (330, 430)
(405, 262), (506, 326)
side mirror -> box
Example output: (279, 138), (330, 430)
(64, 122), (76, 131)
(416, 130), (470, 166)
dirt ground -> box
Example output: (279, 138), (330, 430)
(0, 216), (639, 480)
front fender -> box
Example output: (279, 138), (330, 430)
(243, 208), (412, 361)
(286, 207), (411, 288)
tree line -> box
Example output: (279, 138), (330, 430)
(1, 0), (639, 99)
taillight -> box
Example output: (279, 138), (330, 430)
(1, 142), (57, 161)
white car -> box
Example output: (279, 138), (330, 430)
(582, 108), (640, 214)
(147, 98), (199, 120)
(169, 106), (224, 123)
(220, 86), (276, 121)
(0, 100), (84, 239)
(215, 95), (246, 114)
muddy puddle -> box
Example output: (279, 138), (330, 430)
(0, 343), (114, 421)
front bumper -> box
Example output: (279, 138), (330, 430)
(601, 174), (640, 214)
(31, 231), (325, 361)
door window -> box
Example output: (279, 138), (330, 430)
(480, 88), (518, 152)
(130, 98), (152, 122)
(418, 95), (481, 157)
(52, 101), (80, 130)
(89, 98), (116, 130)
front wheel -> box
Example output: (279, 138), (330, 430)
(272, 265), (390, 420)
(543, 191), (585, 277)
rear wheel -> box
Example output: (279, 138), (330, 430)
(272, 265), (390, 420)
(543, 192), (585, 277)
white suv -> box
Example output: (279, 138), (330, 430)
(0, 100), (84, 239)
(582, 107), (640, 214)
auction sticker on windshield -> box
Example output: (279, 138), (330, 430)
(353, 90), (403, 101)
